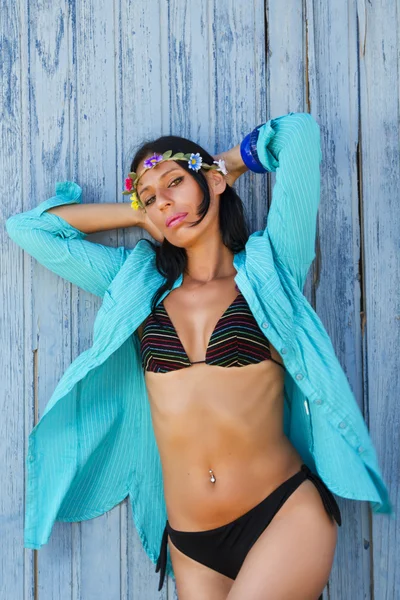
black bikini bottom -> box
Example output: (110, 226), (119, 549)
(155, 464), (342, 594)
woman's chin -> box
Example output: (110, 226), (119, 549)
(163, 232), (186, 247)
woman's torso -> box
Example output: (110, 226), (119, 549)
(135, 274), (304, 531)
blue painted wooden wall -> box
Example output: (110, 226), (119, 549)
(1, 1), (399, 598)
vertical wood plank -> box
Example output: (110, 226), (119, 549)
(304, 2), (371, 598)
(358, 1), (400, 598)
(0, 0), (34, 599)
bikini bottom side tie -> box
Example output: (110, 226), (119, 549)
(155, 523), (169, 591)
(155, 463), (342, 592)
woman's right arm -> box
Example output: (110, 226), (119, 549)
(46, 199), (141, 234)
(5, 181), (160, 298)
(46, 193), (164, 242)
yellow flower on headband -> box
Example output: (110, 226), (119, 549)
(130, 192), (141, 210)
(122, 151), (228, 210)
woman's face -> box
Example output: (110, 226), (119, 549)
(136, 157), (226, 248)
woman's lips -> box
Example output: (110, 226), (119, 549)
(166, 213), (188, 227)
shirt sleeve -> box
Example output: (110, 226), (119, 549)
(256, 112), (322, 290)
(5, 181), (133, 298)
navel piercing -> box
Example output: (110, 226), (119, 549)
(209, 469), (216, 483)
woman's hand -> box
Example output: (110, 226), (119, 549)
(213, 143), (248, 187)
(135, 207), (165, 243)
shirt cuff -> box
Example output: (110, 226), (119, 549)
(255, 121), (279, 172)
(35, 181), (83, 217)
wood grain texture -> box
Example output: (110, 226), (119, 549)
(303, 2), (370, 598)
(1, 0), (398, 598)
(0, 4), (30, 600)
(358, 1), (400, 598)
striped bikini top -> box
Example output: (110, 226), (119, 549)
(139, 288), (286, 373)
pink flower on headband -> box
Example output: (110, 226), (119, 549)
(144, 153), (164, 169)
(125, 177), (133, 191)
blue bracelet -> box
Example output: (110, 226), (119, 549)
(240, 123), (268, 173)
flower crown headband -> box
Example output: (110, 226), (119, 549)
(122, 151), (228, 210)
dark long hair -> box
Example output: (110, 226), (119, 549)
(130, 135), (250, 315)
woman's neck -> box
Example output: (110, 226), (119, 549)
(184, 239), (236, 284)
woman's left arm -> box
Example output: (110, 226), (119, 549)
(257, 113), (322, 270)
(215, 112), (322, 290)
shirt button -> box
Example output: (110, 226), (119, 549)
(339, 421), (347, 429)
(280, 347), (288, 354)
(314, 399), (322, 405)
(262, 321), (269, 328)
(295, 373), (303, 381)
(358, 446), (364, 453)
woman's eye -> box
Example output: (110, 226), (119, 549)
(144, 177), (183, 206)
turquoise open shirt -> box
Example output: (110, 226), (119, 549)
(6, 112), (393, 581)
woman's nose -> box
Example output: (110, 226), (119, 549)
(157, 192), (173, 209)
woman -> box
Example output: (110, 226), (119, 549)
(6, 112), (391, 600)
(126, 126), (340, 600)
